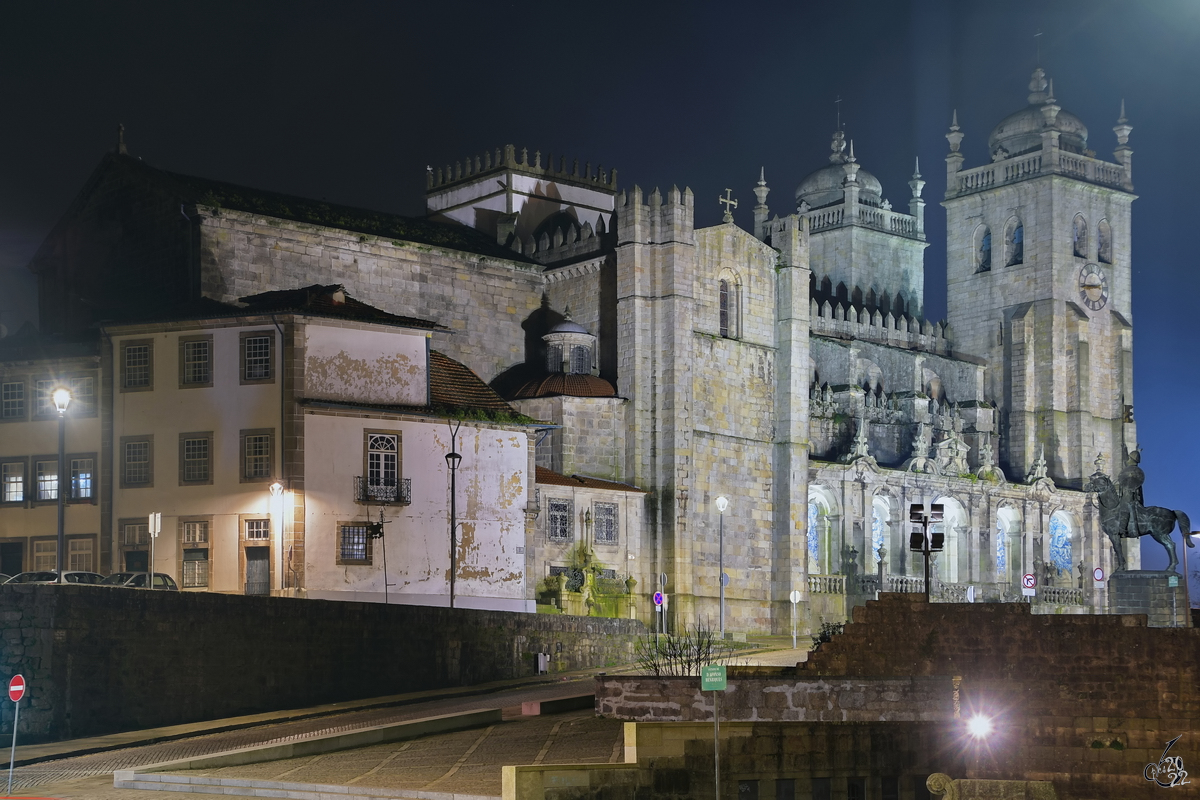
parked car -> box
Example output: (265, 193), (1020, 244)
(99, 572), (179, 590)
(3, 570), (105, 585)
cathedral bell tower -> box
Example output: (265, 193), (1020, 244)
(943, 69), (1136, 487)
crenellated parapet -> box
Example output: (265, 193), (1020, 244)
(614, 184), (695, 246)
(810, 298), (950, 356)
(427, 144), (617, 192)
(512, 214), (613, 266)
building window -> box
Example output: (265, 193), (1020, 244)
(35, 380), (56, 416)
(1098, 219), (1112, 264)
(1, 382), (24, 420)
(241, 333), (273, 383)
(720, 280), (729, 335)
(546, 344), (562, 373)
(36, 460), (58, 501)
(123, 522), (149, 545)
(338, 524), (371, 565)
(183, 549), (209, 588)
(180, 336), (213, 387)
(570, 345), (590, 375)
(68, 538), (94, 571)
(807, 502), (820, 569)
(365, 432), (400, 501)
(183, 520), (209, 544)
(1006, 219), (1023, 266)
(593, 502), (619, 545)
(1073, 215), (1088, 258)
(548, 499), (573, 542)
(240, 430), (273, 482)
(69, 376), (95, 416)
(975, 226), (992, 272)
(122, 436), (153, 487)
(245, 519), (270, 540)
(71, 458), (94, 500)
(33, 541), (56, 571)
(180, 433), (212, 484)
(1049, 513), (1073, 577)
(121, 340), (153, 391)
(1, 461), (25, 503)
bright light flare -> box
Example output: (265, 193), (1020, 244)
(52, 387), (71, 413)
(967, 714), (993, 738)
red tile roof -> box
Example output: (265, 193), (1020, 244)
(535, 466), (647, 493)
(429, 351), (519, 415)
(240, 285), (441, 329)
(513, 372), (617, 399)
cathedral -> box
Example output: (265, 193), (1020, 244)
(10, 68), (1149, 632)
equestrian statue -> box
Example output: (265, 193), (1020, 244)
(1083, 450), (1194, 573)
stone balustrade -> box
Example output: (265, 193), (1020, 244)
(953, 148), (1129, 198)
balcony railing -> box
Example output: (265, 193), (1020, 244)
(354, 476), (412, 505)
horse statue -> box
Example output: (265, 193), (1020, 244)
(1083, 472), (1194, 572)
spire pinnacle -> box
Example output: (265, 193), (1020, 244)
(951, 109), (959, 129)
(913, 156), (921, 178)
(848, 140), (856, 162)
(758, 166), (766, 185)
(116, 123), (127, 156)
(1118, 98), (1127, 124)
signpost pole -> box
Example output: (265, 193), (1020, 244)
(7, 674), (25, 796)
(788, 589), (801, 650)
(713, 688), (720, 800)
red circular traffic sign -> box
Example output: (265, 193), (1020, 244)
(653, 591), (664, 606)
(1022, 573), (1037, 589)
(8, 674), (25, 703)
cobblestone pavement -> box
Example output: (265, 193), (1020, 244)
(4, 678), (596, 799)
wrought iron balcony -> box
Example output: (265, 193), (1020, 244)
(354, 476), (411, 505)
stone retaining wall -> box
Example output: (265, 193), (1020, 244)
(0, 585), (644, 743)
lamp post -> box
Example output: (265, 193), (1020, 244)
(52, 388), (71, 584)
(715, 495), (729, 639)
(445, 449), (462, 609)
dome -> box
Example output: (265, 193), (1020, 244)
(548, 318), (588, 335)
(795, 131), (883, 210)
(987, 69), (1088, 159)
(513, 373), (617, 399)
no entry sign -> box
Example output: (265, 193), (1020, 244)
(8, 675), (24, 703)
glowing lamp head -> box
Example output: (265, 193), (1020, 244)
(52, 388), (71, 413)
(269, 482), (284, 497)
(716, 495), (729, 513)
(967, 714), (993, 739)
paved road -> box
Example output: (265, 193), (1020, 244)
(4, 677), (597, 799)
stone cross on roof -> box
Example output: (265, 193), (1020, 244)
(719, 189), (738, 223)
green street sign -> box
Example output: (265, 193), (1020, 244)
(700, 664), (727, 691)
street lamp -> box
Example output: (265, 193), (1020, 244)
(715, 495), (729, 638)
(445, 449), (462, 609)
(53, 388), (71, 584)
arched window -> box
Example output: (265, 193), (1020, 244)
(570, 345), (590, 375)
(996, 506), (1021, 585)
(1006, 218), (1024, 266)
(808, 486), (839, 576)
(1049, 512), (1074, 576)
(807, 502), (820, 571)
(1073, 215), (1088, 258)
(975, 226), (992, 272)
(934, 496), (967, 584)
(1097, 219), (1112, 264)
(719, 279), (730, 337)
(871, 495), (893, 568)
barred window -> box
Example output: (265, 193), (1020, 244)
(70, 376), (94, 415)
(244, 434), (271, 479)
(124, 344), (151, 389)
(339, 524), (370, 564)
(1, 462), (23, 502)
(1, 382), (24, 419)
(245, 519), (270, 540)
(546, 344), (562, 373)
(243, 335), (272, 381)
(125, 441), (151, 485)
(183, 437), (210, 482)
(123, 523), (148, 545)
(548, 499), (573, 542)
(183, 549), (209, 588)
(33, 541), (56, 571)
(68, 539), (93, 572)
(570, 346), (590, 375)
(593, 502), (619, 544)
(183, 521), (209, 544)
(36, 460), (58, 501)
(71, 458), (93, 499)
(183, 340), (211, 385)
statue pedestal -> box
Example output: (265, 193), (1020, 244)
(1107, 570), (1188, 627)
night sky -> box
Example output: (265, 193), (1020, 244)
(1, 1), (1196, 583)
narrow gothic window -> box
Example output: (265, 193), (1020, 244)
(976, 227), (991, 272)
(1006, 220), (1023, 266)
(995, 521), (1007, 578)
(570, 345), (590, 375)
(719, 279), (731, 337)
(548, 499), (572, 542)
(1097, 219), (1112, 263)
(807, 502), (820, 571)
(1073, 215), (1088, 258)
(871, 507), (885, 565)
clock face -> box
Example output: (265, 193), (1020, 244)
(1078, 263), (1109, 311)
